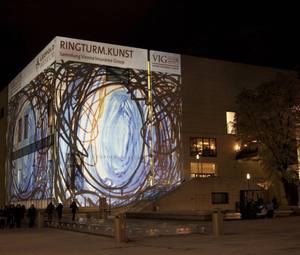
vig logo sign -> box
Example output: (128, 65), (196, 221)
(150, 51), (181, 75)
(152, 54), (168, 63)
(152, 53), (179, 64)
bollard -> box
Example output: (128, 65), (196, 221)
(114, 214), (127, 242)
(99, 197), (108, 220)
(101, 209), (108, 220)
(212, 209), (223, 236)
(37, 210), (44, 228)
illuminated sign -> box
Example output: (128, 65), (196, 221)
(8, 37), (148, 99)
(56, 36), (148, 70)
(150, 50), (181, 75)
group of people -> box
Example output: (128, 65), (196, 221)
(45, 202), (63, 222)
(0, 200), (79, 229)
(46, 200), (78, 222)
(0, 203), (37, 229)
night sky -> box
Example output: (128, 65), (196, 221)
(0, 0), (299, 90)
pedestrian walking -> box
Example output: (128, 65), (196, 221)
(70, 200), (78, 221)
(46, 202), (55, 222)
(56, 203), (63, 222)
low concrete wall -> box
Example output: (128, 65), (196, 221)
(143, 177), (259, 212)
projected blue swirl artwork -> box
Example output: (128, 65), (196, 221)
(97, 89), (144, 185)
(7, 71), (54, 201)
(7, 61), (182, 206)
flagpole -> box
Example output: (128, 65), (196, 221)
(147, 53), (154, 186)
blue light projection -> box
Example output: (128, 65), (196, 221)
(97, 88), (144, 186)
(8, 61), (182, 206)
(7, 73), (54, 201)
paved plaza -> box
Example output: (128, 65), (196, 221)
(0, 216), (300, 255)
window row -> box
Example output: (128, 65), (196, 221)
(190, 162), (216, 178)
(190, 137), (217, 157)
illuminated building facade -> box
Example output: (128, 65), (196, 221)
(0, 37), (289, 211)
(4, 37), (182, 207)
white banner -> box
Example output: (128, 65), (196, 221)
(56, 36), (148, 70)
(8, 38), (182, 99)
(8, 38), (56, 99)
(150, 50), (181, 75)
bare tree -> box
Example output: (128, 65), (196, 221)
(235, 73), (300, 205)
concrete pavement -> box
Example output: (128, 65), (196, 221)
(0, 216), (300, 255)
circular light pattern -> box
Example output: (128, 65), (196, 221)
(8, 62), (182, 206)
(97, 87), (144, 187)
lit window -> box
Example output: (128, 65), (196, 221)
(190, 137), (217, 157)
(226, 111), (236, 134)
(190, 162), (216, 178)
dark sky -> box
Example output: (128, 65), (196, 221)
(1, 0), (299, 89)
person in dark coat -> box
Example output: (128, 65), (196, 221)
(27, 204), (36, 228)
(3, 205), (9, 228)
(15, 204), (22, 228)
(0, 207), (5, 229)
(21, 205), (26, 221)
(8, 204), (15, 228)
(56, 203), (63, 221)
(46, 202), (55, 222)
(69, 200), (78, 221)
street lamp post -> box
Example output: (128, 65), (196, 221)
(245, 172), (251, 219)
(246, 173), (251, 191)
(196, 154), (200, 177)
